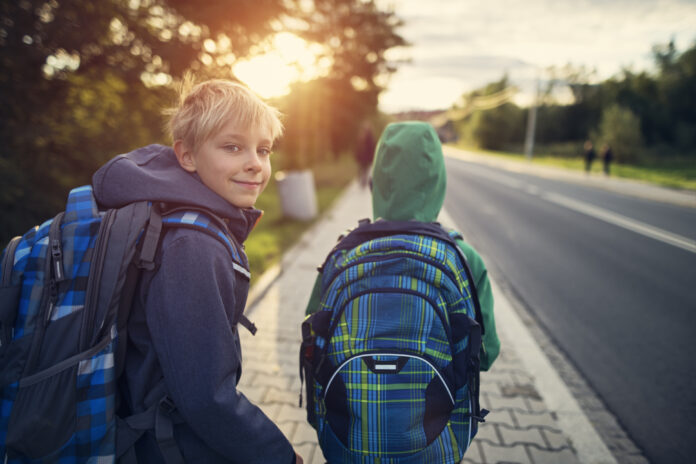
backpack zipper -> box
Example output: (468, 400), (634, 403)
(320, 251), (469, 344)
(23, 213), (64, 375)
(43, 236), (66, 324)
(81, 209), (116, 350)
(323, 287), (453, 352)
(315, 287), (454, 379)
(324, 351), (455, 405)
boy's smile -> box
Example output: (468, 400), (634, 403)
(175, 118), (273, 208)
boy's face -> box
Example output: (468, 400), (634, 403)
(176, 118), (273, 209)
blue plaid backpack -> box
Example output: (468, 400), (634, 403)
(0, 185), (254, 463)
(300, 219), (488, 464)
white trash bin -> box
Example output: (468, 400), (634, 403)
(275, 170), (318, 221)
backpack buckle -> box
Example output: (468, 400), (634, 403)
(158, 396), (177, 415)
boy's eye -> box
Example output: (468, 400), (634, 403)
(258, 147), (272, 157)
(224, 144), (241, 152)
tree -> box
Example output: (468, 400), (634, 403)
(597, 104), (644, 163)
(277, 79), (332, 170)
(453, 76), (525, 150)
(0, 0), (287, 243)
(0, 0), (408, 243)
(541, 63), (602, 142)
(655, 40), (696, 150)
(288, 0), (407, 156)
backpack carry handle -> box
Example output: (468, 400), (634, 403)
(328, 219), (456, 255)
(158, 204), (257, 335)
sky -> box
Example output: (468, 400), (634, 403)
(376, 0), (696, 112)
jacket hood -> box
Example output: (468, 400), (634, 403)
(371, 122), (446, 222)
(92, 144), (261, 242)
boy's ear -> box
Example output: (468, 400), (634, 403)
(173, 140), (197, 173)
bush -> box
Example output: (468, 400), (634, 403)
(597, 104), (644, 163)
(467, 104), (525, 150)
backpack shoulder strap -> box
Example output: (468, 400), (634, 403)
(1, 236), (21, 286)
(447, 228), (463, 241)
(160, 207), (250, 280)
(440, 226), (485, 335)
(0, 236), (22, 349)
(159, 206), (256, 335)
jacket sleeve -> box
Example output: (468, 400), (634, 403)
(455, 237), (500, 371)
(145, 232), (295, 463)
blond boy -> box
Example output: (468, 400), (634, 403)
(92, 80), (302, 463)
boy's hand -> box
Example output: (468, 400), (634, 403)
(295, 451), (304, 464)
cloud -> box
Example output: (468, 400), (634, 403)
(406, 55), (532, 79)
(379, 0), (696, 111)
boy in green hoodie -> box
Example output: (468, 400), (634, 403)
(305, 121), (499, 371)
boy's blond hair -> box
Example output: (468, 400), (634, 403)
(165, 78), (283, 150)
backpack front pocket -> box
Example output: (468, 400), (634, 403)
(5, 363), (77, 459)
(323, 353), (454, 458)
(4, 333), (115, 461)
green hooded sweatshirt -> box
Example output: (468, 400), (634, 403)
(305, 121), (499, 370)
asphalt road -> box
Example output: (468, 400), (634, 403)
(443, 156), (696, 464)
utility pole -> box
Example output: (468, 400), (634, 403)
(524, 76), (540, 160)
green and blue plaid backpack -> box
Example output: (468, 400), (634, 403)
(0, 185), (253, 463)
(300, 219), (488, 464)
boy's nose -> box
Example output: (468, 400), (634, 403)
(245, 152), (263, 172)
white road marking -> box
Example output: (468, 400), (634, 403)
(542, 192), (696, 254)
(457, 163), (696, 254)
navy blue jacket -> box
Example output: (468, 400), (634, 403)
(93, 145), (295, 463)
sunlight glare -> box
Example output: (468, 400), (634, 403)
(233, 32), (330, 99)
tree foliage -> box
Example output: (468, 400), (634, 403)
(597, 104), (644, 163)
(454, 76), (525, 150)
(452, 40), (696, 162)
(0, 0), (406, 244)
(277, 0), (406, 169)
(0, 0), (289, 243)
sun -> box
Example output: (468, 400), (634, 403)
(233, 32), (331, 99)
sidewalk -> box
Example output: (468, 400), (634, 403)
(237, 177), (625, 464)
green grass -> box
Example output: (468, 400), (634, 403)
(452, 143), (696, 191)
(245, 154), (358, 282)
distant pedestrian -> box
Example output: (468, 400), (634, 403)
(601, 143), (614, 176)
(355, 121), (376, 187)
(584, 140), (596, 173)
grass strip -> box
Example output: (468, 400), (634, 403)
(453, 145), (696, 191)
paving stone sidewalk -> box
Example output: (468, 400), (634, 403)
(237, 181), (597, 464)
